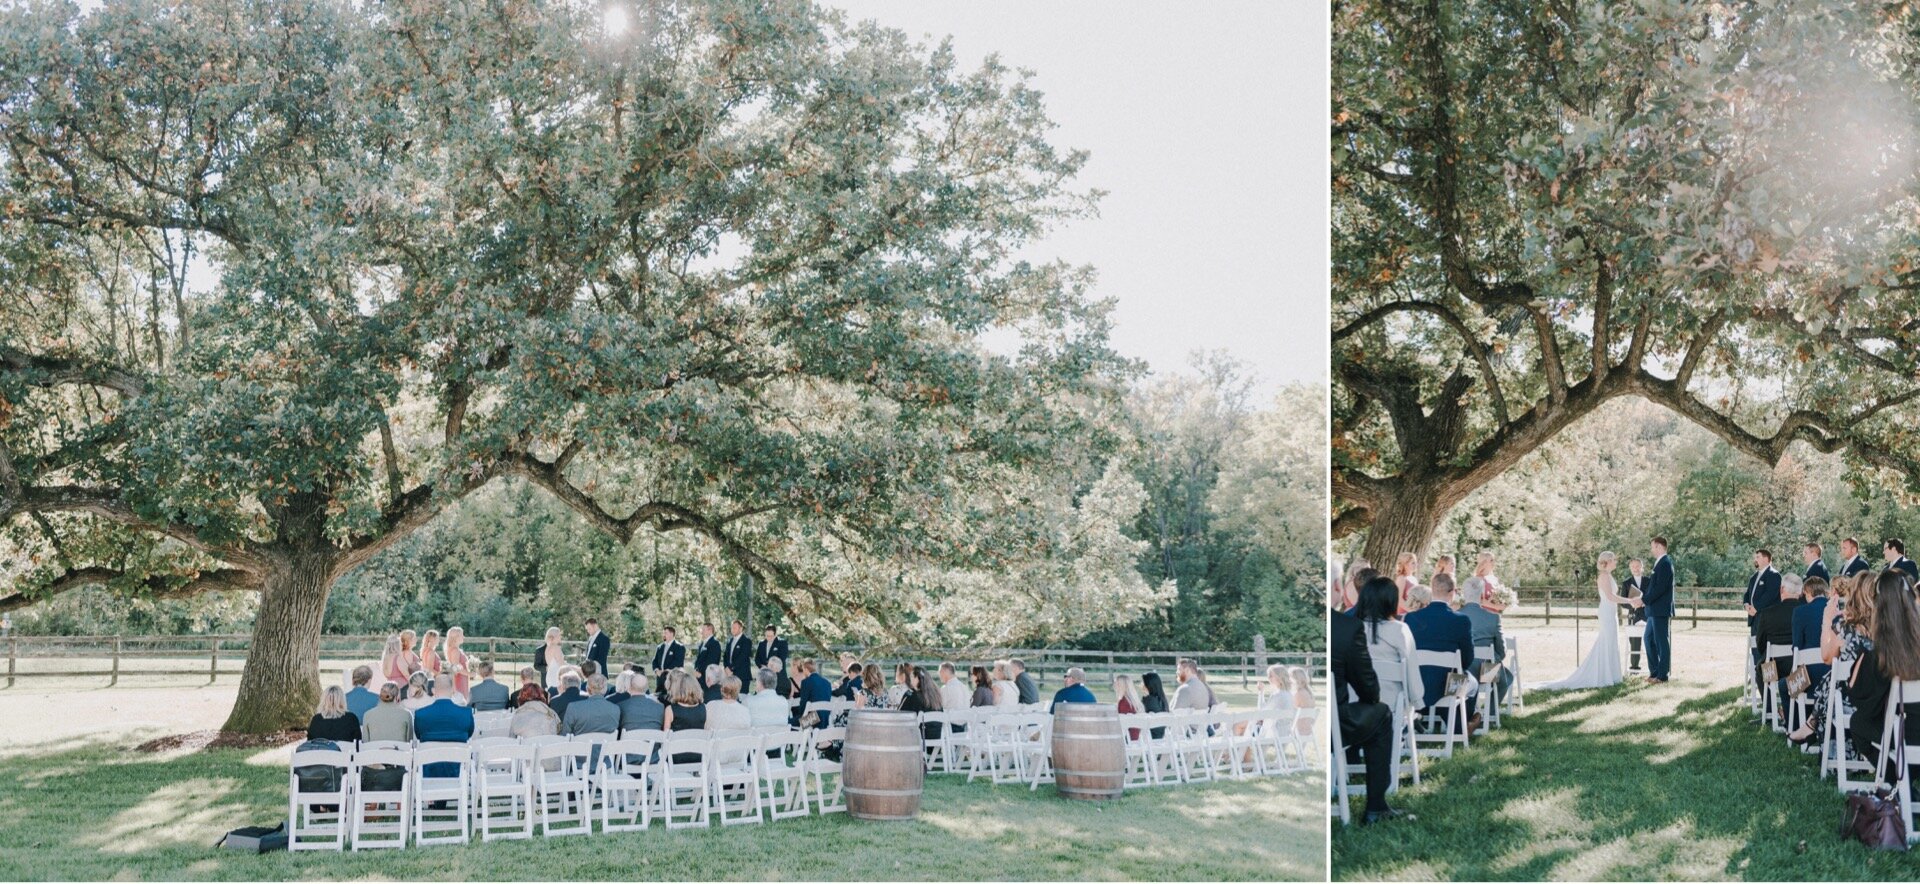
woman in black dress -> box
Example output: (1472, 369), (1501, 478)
(1141, 671), (1171, 739)
(306, 686), (362, 743)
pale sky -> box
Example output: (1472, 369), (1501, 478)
(828, 1), (1326, 396)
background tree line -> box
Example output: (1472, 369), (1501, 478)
(7, 356), (1321, 653)
(1334, 397), (1920, 592)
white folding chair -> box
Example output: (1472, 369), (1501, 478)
(288, 747), (350, 851)
(472, 743), (535, 841)
(1168, 712), (1214, 784)
(599, 737), (657, 833)
(1473, 644), (1502, 729)
(1825, 657), (1875, 790)
(1744, 635), (1762, 714)
(660, 734), (713, 829)
(1411, 649), (1470, 758)
(1761, 646), (1794, 733)
(760, 730), (811, 821)
(532, 740), (594, 836)
(919, 711), (953, 773)
(1788, 647), (1823, 738)
(1121, 715), (1159, 787)
(348, 747), (411, 850)
(804, 726), (847, 814)
(1021, 712), (1055, 790)
(710, 734), (765, 826)
(409, 743), (472, 845)
(1503, 636), (1525, 711)
(1282, 707), (1318, 774)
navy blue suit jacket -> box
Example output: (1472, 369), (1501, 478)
(1744, 567), (1782, 630)
(1405, 604), (1474, 708)
(1843, 554), (1872, 576)
(584, 631), (611, 674)
(1643, 555), (1676, 618)
(1895, 557), (1919, 582)
(1793, 596), (1831, 687)
(1805, 560), (1830, 584)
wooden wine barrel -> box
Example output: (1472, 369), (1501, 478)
(1051, 704), (1125, 800)
(843, 710), (925, 820)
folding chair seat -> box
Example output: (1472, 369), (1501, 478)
(803, 726), (847, 814)
(288, 746), (350, 851)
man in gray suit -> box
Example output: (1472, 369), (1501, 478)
(562, 674), (621, 737)
(1457, 575), (1512, 705)
(467, 661), (511, 711)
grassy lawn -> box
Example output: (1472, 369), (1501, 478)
(1331, 675), (1918, 880)
(0, 736), (1318, 881)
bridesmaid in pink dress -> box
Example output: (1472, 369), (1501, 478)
(420, 629), (442, 683)
(380, 634), (407, 686)
(444, 627), (470, 697)
(398, 629), (421, 677)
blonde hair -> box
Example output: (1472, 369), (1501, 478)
(1597, 551), (1617, 567)
(721, 676), (742, 700)
(1405, 585), (1433, 611)
(993, 660), (1011, 681)
(445, 626), (463, 645)
(668, 671), (703, 706)
(317, 685), (348, 718)
(421, 629), (440, 648)
(1395, 552), (1418, 577)
(399, 629), (416, 651)
(1113, 673), (1144, 710)
(545, 626), (562, 643)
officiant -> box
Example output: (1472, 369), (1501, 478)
(1620, 558), (1647, 673)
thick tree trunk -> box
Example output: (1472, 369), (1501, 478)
(221, 556), (334, 733)
(1358, 484), (1449, 565)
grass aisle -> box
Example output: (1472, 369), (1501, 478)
(0, 741), (1318, 881)
(1332, 678), (1920, 881)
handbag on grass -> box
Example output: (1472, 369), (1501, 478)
(1843, 703), (1909, 851)
(1786, 665), (1813, 698)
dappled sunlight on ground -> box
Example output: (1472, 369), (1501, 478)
(77, 778), (253, 854)
(1546, 818), (1742, 881)
(1487, 786), (1592, 873)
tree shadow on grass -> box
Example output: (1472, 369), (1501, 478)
(1334, 682), (1916, 881)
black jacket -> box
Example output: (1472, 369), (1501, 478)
(724, 632), (754, 683)
(754, 637), (790, 668)
(651, 640), (685, 674)
(584, 631), (611, 673)
(693, 636), (722, 680)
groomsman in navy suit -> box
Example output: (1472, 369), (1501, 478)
(1886, 539), (1919, 582)
(693, 623), (723, 686)
(1802, 542), (1829, 585)
(583, 618), (611, 677)
(1841, 537), (1872, 577)
(1633, 537), (1675, 684)
(650, 627), (685, 694)
(1743, 549), (1782, 694)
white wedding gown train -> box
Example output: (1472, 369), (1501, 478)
(1529, 576), (1624, 691)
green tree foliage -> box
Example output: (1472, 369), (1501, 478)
(1333, 0), (1920, 562)
(0, 0), (1167, 730)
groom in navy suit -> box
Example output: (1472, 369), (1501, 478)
(1635, 537), (1675, 684)
(1742, 549), (1783, 695)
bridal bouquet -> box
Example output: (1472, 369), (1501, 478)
(1484, 584), (1519, 612)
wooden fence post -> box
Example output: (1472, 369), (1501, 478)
(210, 640), (219, 684)
(489, 638), (498, 661)
(1545, 591), (1552, 625)
(6, 639), (14, 688)
(110, 637), (121, 686)
(1691, 591), (1698, 629)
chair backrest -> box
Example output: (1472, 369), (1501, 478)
(810, 726), (846, 751)
(475, 742), (535, 766)
(1413, 649), (1463, 671)
(469, 736), (516, 749)
(663, 734), (710, 767)
(291, 747), (350, 769)
(352, 747), (413, 789)
(1793, 647), (1823, 667)
(412, 744), (471, 770)
(713, 733), (760, 766)
(1767, 645), (1794, 661)
(604, 738), (656, 775)
(762, 730), (808, 764)
(537, 740), (592, 772)
(1473, 644), (1496, 661)
(357, 739), (411, 753)
(621, 727), (669, 744)
(523, 734), (565, 747)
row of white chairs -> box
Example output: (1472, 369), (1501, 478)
(932, 707), (1307, 790)
(288, 727), (844, 850)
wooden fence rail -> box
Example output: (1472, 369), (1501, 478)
(0, 632), (1321, 691)
(1502, 586), (1753, 628)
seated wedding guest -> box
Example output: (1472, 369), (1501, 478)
(767, 655), (792, 699)
(508, 684), (560, 738)
(1049, 667), (1098, 714)
(616, 671), (668, 732)
(1789, 577), (1831, 735)
(361, 682), (414, 742)
(970, 665), (996, 708)
(664, 672), (708, 759)
(703, 665), (727, 702)
(889, 662), (915, 707)
(507, 667), (539, 709)
(707, 676), (753, 731)
(467, 661), (510, 711)
(1847, 570), (1920, 777)
(402, 671), (433, 711)
(415, 673), (476, 775)
(307, 686), (362, 743)
(794, 658), (835, 725)
(344, 665), (379, 720)
(900, 666), (945, 740)
(563, 673), (621, 736)
(1260, 664), (1296, 712)
(1458, 576), (1511, 705)
(549, 671), (586, 721)
(1358, 575), (1422, 765)
(745, 669), (790, 728)
(991, 660), (1019, 708)
(858, 663), (890, 709)
(1757, 573), (1806, 719)
(1404, 582), (1478, 727)
(833, 658), (863, 700)
(1141, 671), (1172, 739)
(1798, 571), (1879, 745)
(1115, 674), (1145, 740)
(938, 663), (971, 716)
(1335, 585), (1409, 825)
(1012, 658), (1040, 705)
(1172, 657), (1218, 711)
(1290, 667), (1318, 735)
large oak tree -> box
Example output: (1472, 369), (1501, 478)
(1333, 0), (1920, 561)
(0, 0), (1168, 731)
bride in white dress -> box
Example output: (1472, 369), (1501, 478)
(1531, 551), (1628, 691)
